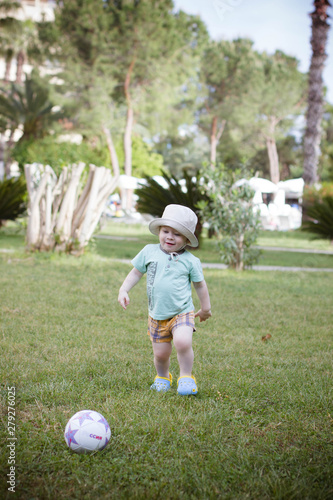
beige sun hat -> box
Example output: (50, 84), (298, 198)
(149, 204), (198, 248)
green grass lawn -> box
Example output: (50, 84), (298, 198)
(256, 229), (333, 251)
(0, 243), (333, 499)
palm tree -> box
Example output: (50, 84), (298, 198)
(0, 76), (59, 175)
(303, 0), (331, 185)
(0, 77), (58, 140)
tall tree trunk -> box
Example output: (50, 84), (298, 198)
(266, 137), (280, 184)
(210, 116), (226, 168)
(303, 0), (331, 185)
(210, 116), (218, 166)
(102, 126), (120, 178)
(123, 106), (134, 210)
(4, 55), (12, 82)
(123, 59), (136, 210)
(123, 59), (135, 177)
(124, 107), (133, 176)
(265, 116), (280, 184)
(15, 50), (25, 84)
(235, 234), (244, 272)
(0, 138), (5, 181)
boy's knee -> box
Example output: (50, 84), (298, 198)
(154, 351), (169, 363)
(173, 337), (192, 352)
(153, 343), (172, 362)
(173, 327), (193, 352)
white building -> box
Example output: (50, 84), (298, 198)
(4, 0), (55, 22)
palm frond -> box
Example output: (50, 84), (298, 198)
(135, 170), (210, 242)
(302, 196), (333, 242)
(0, 77), (59, 140)
(0, 176), (27, 223)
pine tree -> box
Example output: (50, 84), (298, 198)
(250, 51), (306, 184)
(198, 39), (257, 167)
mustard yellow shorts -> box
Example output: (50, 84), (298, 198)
(147, 311), (196, 343)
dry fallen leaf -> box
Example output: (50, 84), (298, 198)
(261, 334), (272, 342)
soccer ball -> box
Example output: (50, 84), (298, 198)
(64, 410), (111, 454)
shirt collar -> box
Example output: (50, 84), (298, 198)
(159, 245), (185, 259)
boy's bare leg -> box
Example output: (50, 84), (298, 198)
(172, 327), (194, 377)
(152, 342), (172, 379)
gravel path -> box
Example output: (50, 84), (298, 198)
(255, 245), (333, 255)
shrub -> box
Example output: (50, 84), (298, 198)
(12, 136), (110, 176)
(197, 166), (261, 270)
(0, 176), (27, 226)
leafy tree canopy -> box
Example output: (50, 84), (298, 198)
(250, 50), (307, 137)
(43, 0), (208, 140)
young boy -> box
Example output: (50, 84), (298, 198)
(118, 204), (212, 396)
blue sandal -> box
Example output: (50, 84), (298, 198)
(177, 375), (198, 396)
(150, 373), (172, 392)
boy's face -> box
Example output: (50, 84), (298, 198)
(159, 226), (188, 253)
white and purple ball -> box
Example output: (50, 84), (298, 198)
(64, 410), (111, 454)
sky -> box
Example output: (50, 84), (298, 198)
(173, 0), (333, 104)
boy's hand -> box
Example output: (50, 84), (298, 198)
(118, 268), (143, 310)
(118, 290), (130, 310)
(195, 309), (212, 322)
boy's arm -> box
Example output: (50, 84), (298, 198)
(193, 280), (212, 322)
(118, 267), (144, 310)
